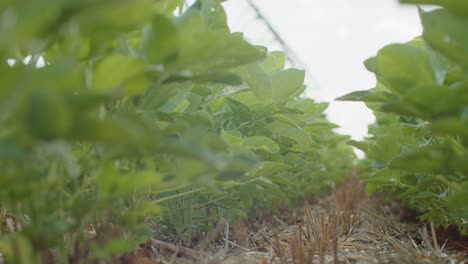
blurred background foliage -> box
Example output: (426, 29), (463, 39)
(0, 0), (355, 262)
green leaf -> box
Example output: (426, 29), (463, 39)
(239, 191), (253, 208)
(0, 65), (24, 109)
(243, 136), (280, 153)
(401, 85), (447, 115)
(271, 69), (305, 102)
(225, 98), (252, 122)
(25, 89), (72, 140)
(336, 90), (390, 102)
(200, 0), (229, 32)
(336, 90), (372, 101)
(431, 118), (468, 137)
(175, 30), (267, 74)
(234, 63), (272, 99)
(221, 129), (243, 145)
(154, 0), (185, 15)
(252, 161), (290, 177)
(184, 111), (214, 128)
(96, 166), (162, 198)
(273, 115), (300, 128)
(260, 51), (286, 73)
(401, 0), (468, 17)
(77, 0), (154, 37)
(347, 140), (368, 152)
(380, 99), (427, 118)
(421, 8), (468, 69)
(142, 15), (180, 65)
(377, 44), (437, 93)
(230, 208), (248, 219)
(192, 71), (243, 84)
(93, 53), (148, 96)
(448, 181), (468, 210)
(104, 240), (134, 255)
(0, 235), (35, 264)
(389, 147), (448, 174)
(365, 168), (400, 194)
(364, 56), (379, 74)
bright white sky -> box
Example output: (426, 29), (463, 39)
(222, 0), (423, 141)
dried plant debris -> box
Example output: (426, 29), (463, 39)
(96, 178), (464, 264)
(1, 179), (465, 264)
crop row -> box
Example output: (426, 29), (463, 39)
(339, 0), (468, 229)
(0, 0), (354, 262)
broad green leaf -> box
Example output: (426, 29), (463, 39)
(142, 15), (180, 65)
(271, 69), (305, 102)
(131, 201), (163, 218)
(185, 111), (214, 128)
(377, 44), (437, 93)
(421, 8), (468, 69)
(243, 136), (280, 153)
(336, 90), (372, 101)
(347, 140), (368, 152)
(154, 0), (185, 15)
(0, 235), (36, 264)
(225, 98), (252, 122)
(402, 83), (468, 117)
(104, 240), (135, 255)
(97, 166), (162, 198)
(305, 121), (339, 132)
(364, 56), (379, 74)
(272, 106), (304, 115)
(256, 176), (273, 185)
(401, 0), (468, 17)
(401, 85), (451, 116)
(290, 99), (328, 118)
(239, 192), (253, 208)
(230, 208), (248, 219)
(273, 115), (300, 128)
(365, 168), (400, 194)
(252, 161), (290, 177)
(200, 0), (229, 32)
(431, 118), (468, 137)
(175, 30), (267, 74)
(448, 182), (468, 210)
(192, 71), (243, 84)
(260, 51), (286, 73)
(0, 0), (63, 53)
(173, 99), (190, 112)
(77, 0), (153, 36)
(93, 53), (148, 96)
(30, 63), (85, 92)
(336, 90), (390, 102)
(269, 123), (316, 148)
(229, 91), (268, 107)
(0, 65), (24, 108)
(234, 63), (272, 99)
(208, 97), (226, 112)
(389, 147), (449, 174)
(73, 113), (159, 149)
(25, 89), (72, 140)
(221, 129), (243, 145)
(380, 99), (427, 118)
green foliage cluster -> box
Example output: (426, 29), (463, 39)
(0, 0), (354, 262)
(339, 0), (468, 228)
